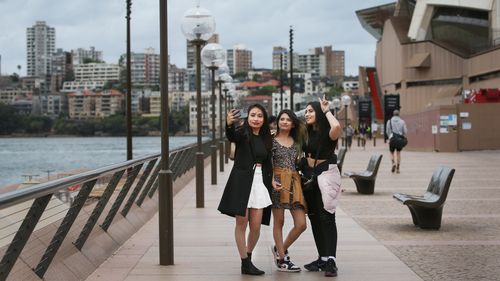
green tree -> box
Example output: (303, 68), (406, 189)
(0, 103), (21, 134)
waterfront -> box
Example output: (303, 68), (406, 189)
(0, 136), (197, 189)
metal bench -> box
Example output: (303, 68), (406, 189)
(393, 166), (455, 230)
(337, 148), (347, 173)
(344, 154), (383, 194)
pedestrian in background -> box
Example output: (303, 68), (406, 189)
(218, 104), (273, 275)
(386, 109), (408, 173)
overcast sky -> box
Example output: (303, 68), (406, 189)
(0, 0), (391, 76)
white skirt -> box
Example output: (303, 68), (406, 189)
(247, 166), (272, 209)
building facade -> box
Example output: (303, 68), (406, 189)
(27, 21), (55, 78)
(227, 44), (252, 75)
(73, 63), (120, 82)
(71, 47), (103, 65)
(67, 89), (124, 119)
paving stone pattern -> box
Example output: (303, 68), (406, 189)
(340, 143), (500, 281)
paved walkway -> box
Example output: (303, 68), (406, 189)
(86, 140), (500, 281)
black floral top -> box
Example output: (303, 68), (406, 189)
(272, 138), (297, 171)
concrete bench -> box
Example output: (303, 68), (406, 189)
(337, 148), (347, 173)
(393, 166), (455, 230)
(344, 154), (383, 194)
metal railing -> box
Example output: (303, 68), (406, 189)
(0, 140), (211, 281)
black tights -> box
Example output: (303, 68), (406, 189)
(303, 175), (338, 257)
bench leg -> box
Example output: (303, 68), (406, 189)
(407, 205), (443, 230)
(353, 179), (375, 194)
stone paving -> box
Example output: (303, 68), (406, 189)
(85, 140), (500, 281)
(339, 141), (500, 281)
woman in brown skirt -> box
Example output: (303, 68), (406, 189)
(270, 109), (307, 272)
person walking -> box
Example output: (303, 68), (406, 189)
(218, 104), (273, 275)
(386, 109), (408, 173)
(270, 109), (307, 272)
(300, 97), (342, 277)
(346, 124), (354, 149)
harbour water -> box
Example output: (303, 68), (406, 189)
(0, 136), (197, 189)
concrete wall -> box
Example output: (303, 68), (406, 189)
(404, 103), (500, 151)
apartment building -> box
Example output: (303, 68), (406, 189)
(71, 47), (103, 65)
(67, 89), (124, 119)
(227, 44), (252, 75)
(73, 63), (120, 82)
(27, 21), (55, 77)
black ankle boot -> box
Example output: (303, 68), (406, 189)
(241, 257), (265, 275)
(247, 252), (252, 261)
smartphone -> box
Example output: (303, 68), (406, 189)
(238, 109), (248, 119)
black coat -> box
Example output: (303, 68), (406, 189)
(217, 123), (273, 225)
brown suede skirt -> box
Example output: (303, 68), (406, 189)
(271, 167), (307, 210)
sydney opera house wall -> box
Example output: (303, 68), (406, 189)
(358, 0), (500, 151)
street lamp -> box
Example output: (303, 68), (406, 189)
(215, 69), (232, 170)
(201, 43), (226, 184)
(332, 97), (341, 149)
(223, 81), (233, 163)
(341, 94), (352, 148)
(181, 4), (215, 208)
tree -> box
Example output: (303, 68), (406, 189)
(0, 103), (21, 134)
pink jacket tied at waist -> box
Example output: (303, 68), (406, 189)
(317, 164), (341, 214)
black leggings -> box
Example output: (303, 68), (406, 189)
(302, 165), (338, 257)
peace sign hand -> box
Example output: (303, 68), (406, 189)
(318, 95), (330, 113)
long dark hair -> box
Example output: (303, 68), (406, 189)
(240, 103), (272, 150)
(306, 101), (331, 132)
(276, 109), (306, 157)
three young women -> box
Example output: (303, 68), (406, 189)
(217, 104), (273, 275)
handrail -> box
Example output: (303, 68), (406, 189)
(0, 139), (214, 281)
(0, 142), (195, 210)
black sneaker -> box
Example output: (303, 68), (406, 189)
(324, 258), (338, 277)
(391, 164), (396, 173)
(277, 259), (301, 272)
(271, 245), (289, 267)
(304, 257), (327, 272)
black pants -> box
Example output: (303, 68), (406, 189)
(302, 164), (338, 257)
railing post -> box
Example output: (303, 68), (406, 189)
(121, 159), (158, 217)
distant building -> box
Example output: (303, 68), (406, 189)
(186, 34), (219, 69)
(343, 81), (359, 92)
(168, 64), (186, 92)
(73, 63), (120, 82)
(227, 44), (252, 75)
(67, 89), (124, 119)
(71, 47), (103, 65)
(27, 21), (55, 78)
(119, 47), (161, 88)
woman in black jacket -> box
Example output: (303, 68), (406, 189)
(218, 103), (273, 275)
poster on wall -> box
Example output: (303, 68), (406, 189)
(432, 125), (438, 134)
(448, 114), (457, 126)
(462, 122), (472, 130)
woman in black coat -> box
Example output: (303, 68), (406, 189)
(218, 103), (273, 276)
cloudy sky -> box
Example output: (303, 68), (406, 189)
(0, 0), (391, 76)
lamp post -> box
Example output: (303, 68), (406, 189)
(158, 0), (173, 265)
(223, 83), (232, 163)
(280, 52), (284, 110)
(215, 70), (232, 169)
(332, 98), (341, 149)
(341, 95), (352, 148)
(181, 4), (215, 208)
(201, 43), (226, 185)
(126, 0), (133, 160)
(289, 26), (294, 111)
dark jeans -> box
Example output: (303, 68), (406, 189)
(302, 164), (338, 257)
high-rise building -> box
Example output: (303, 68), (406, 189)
(27, 21), (55, 77)
(71, 47), (103, 65)
(186, 34), (219, 69)
(227, 44), (252, 75)
(119, 47), (161, 88)
(272, 47), (288, 71)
